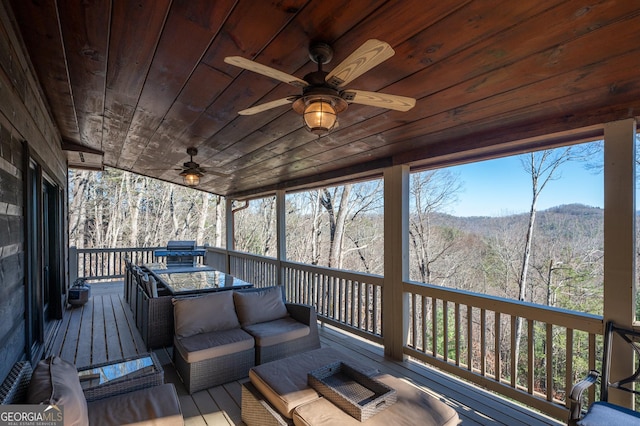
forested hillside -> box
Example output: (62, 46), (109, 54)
(69, 168), (606, 316)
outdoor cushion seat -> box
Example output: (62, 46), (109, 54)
(569, 322), (640, 425)
(172, 291), (256, 393)
(173, 286), (320, 393)
(248, 347), (378, 419)
(173, 327), (254, 363)
(292, 374), (461, 426)
(10, 356), (184, 426)
(87, 383), (184, 426)
(576, 401), (640, 425)
(242, 316), (310, 347)
(234, 286), (321, 364)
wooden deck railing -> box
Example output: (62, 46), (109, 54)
(282, 261), (384, 344)
(403, 281), (602, 420)
(70, 245), (603, 421)
(207, 247), (384, 343)
(69, 246), (204, 282)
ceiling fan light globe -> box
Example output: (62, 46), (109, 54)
(183, 172), (200, 187)
(303, 100), (337, 135)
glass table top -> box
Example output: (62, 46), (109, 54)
(150, 269), (253, 294)
(78, 356), (155, 388)
(143, 262), (213, 273)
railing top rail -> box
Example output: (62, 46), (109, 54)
(227, 249), (278, 262)
(282, 260), (384, 284)
(220, 248), (384, 284)
(72, 246), (164, 253)
(405, 280), (603, 334)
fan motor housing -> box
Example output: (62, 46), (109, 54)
(292, 86), (348, 114)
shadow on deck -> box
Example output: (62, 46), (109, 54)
(47, 281), (564, 426)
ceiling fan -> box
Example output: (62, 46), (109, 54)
(224, 39), (416, 135)
(169, 147), (227, 187)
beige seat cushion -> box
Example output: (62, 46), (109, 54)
(27, 356), (89, 426)
(292, 374), (460, 426)
(243, 317), (309, 347)
(174, 328), (254, 363)
(233, 286), (288, 326)
(249, 347), (378, 418)
(173, 291), (240, 338)
(87, 383), (183, 426)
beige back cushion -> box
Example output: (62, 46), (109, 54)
(27, 356), (89, 426)
(233, 286), (288, 327)
(173, 290), (240, 338)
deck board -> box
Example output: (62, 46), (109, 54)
(48, 282), (565, 426)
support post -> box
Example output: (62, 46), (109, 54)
(69, 246), (78, 285)
(603, 118), (636, 407)
(383, 165), (410, 360)
(224, 198), (234, 274)
(276, 190), (286, 288)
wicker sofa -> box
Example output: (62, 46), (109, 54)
(0, 356), (183, 426)
(173, 285), (320, 394)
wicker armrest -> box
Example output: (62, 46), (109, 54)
(0, 361), (33, 405)
(286, 303), (317, 326)
(568, 369), (600, 423)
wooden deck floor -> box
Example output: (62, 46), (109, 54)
(48, 282), (564, 426)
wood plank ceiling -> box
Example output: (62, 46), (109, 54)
(8, 0), (640, 198)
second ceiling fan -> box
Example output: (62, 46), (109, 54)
(224, 39), (416, 135)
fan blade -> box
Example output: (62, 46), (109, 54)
(224, 56), (308, 88)
(198, 169), (229, 178)
(325, 39), (395, 88)
(342, 90), (416, 112)
(238, 97), (298, 115)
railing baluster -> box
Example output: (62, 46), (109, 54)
(431, 298), (437, 357)
(527, 319), (534, 395)
(480, 308), (486, 376)
(495, 312), (501, 382)
(546, 323), (553, 401)
(565, 328), (573, 409)
(373, 284), (379, 335)
(411, 294), (417, 349)
(455, 302), (460, 366)
(511, 316), (517, 388)
(422, 296), (427, 352)
(588, 332), (596, 403)
(444, 301), (449, 363)
(467, 305), (473, 371)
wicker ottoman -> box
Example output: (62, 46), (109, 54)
(241, 347), (378, 426)
(292, 374), (460, 425)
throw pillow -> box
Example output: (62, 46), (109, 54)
(233, 286), (288, 327)
(27, 356), (89, 426)
(173, 290), (240, 338)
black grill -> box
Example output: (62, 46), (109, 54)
(155, 240), (206, 267)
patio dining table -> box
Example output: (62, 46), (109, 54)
(143, 263), (253, 295)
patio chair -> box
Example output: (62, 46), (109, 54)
(568, 321), (640, 425)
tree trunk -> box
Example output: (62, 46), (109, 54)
(311, 191), (322, 265)
(196, 193), (209, 244)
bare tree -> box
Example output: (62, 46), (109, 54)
(409, 170), (461, 284)
(513, 143), (600, 370)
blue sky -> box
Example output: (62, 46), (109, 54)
(446, 153), (604, 217)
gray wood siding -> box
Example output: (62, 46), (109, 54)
(0, 1), (67, 381)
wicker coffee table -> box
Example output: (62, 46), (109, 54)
(241, 348), (460, 426)
(78, 353), (164, 402)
